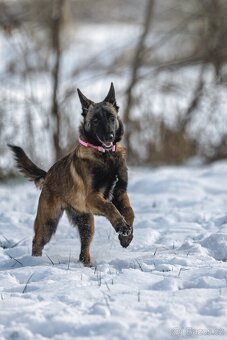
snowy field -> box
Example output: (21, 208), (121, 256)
(0, 162), (227, 339)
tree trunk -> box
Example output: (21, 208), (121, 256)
(124, 0), (155, 162)
(51, 0), (64, 161)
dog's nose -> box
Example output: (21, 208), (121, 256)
(107, 133), (114, 141)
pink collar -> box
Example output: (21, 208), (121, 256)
(79, 138), (116, 153)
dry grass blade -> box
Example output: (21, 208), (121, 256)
(6, 253), (23, 266)
(102, 293), (111, 315)
(2, 235), (10, 243)
(67, 251), (71, 270)
(135, 259), (143, 271)
(138, 290), (141, 302)
(178, 267), (189, 277)
(11, 238), (26, 248)
(22, 273), (34, 294)
(45, 253), (55, 265)
(105, 281), (110, 291)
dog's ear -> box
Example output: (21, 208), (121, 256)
(115, 117), (124, 142)
(77, 88), (94, 116)
(103, 82), (119, 111)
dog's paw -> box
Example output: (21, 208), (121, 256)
(115, 221), (133, 248)
(115, 222), (132, 236)
(118, 233), (133, 248)
(79, 253), (91, 267)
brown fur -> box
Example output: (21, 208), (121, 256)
(9, 84), (134, 265)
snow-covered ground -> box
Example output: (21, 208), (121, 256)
(0, 162), (227, 339)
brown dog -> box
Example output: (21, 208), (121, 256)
(8, 83), (134, 265)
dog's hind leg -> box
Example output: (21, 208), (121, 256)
(66, 208), (94, 266)
(32, 193), (63, 256)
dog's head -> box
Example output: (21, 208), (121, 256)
(77, 83), (124, 149)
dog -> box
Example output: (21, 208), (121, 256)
(8, 83), (134, 265)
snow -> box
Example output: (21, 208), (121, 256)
(1, 162), (227, 339)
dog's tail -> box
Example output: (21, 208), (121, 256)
(8, 144), (47, 189)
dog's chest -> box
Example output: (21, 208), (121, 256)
(92, 154), (119, 200)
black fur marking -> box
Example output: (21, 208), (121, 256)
(91, 152), (121, 199)
(42, 211), (63, 244)
(66, 206), (90, 227)
(45, 218), (59, 234)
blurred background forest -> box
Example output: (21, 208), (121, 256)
(1, 0), (227, 179)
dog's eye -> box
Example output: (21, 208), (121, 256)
(93, 117), (99, 125)
(110, 117), (115, 123)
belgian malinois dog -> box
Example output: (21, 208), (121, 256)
(8, 83), (134, 265)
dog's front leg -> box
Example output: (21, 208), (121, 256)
(112, 191), (134, 226)
(87, 193), (132, 236)
(111, 162), (134, 248)
(112, 189), (134, 248)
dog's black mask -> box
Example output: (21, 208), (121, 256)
(77, 83), (124, 149)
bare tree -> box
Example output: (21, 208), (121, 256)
(124, 0), (155, 161)
(1, 0), (227, 177)
(50, 0), (65, 161)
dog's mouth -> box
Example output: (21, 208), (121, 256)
(96, 136), (113, 149)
